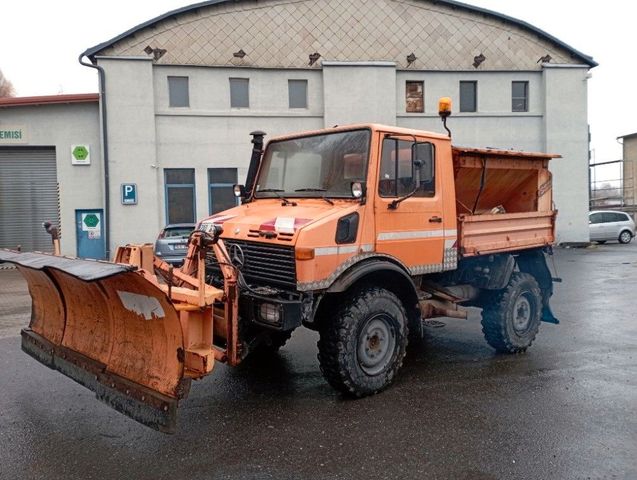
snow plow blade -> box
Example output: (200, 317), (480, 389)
(1, 250), (193, 434)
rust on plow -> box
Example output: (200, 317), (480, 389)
(0, 230), (238, 433)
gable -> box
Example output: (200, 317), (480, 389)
(88, 0), (596, 70)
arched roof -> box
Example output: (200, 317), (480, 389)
(83, 0), (597, 69)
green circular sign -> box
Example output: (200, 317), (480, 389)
(73, 145), (89, 161)
(83, 214), (99, 228)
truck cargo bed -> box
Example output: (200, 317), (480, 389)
(452, 146), (559, 257)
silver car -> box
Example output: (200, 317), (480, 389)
(589, 211), (635, 244)
(154, 223), (195, 265)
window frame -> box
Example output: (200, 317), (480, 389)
(167, 76), (190, 108)
(405, 80), (424, 113)
(229, 77), (250, 108)
(378, 137), (435, 198)
(164, 168), (196, 224)
(288, 79), (308, 109)
(459, 80), (477, 113)
(208, 167), (239, 214)
(512, 81), (529, 112)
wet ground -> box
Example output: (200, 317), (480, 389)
(0, 244), (635, 480)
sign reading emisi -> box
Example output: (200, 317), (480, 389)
(0, 126), (27, 144)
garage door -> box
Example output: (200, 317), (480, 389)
(0, 147), (58, 252)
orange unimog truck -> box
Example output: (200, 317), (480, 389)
(0, 100), (560, 433)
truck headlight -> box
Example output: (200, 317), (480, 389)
(259, 303), (281, 324)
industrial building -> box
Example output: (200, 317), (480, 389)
(0, 0), (597, 258)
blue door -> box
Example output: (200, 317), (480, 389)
(75, 209), (106, 259)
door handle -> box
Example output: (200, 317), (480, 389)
(429, 216), (443, 223)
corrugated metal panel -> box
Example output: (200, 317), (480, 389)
(0, 147), (58, 252)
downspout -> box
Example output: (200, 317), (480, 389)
(78, 53), (110, 260)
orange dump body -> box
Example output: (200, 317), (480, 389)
(453, 146), (559, 257)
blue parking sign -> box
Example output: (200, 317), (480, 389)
(121, 183), (137, 205)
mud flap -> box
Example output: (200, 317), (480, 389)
(1, 250), (191, 433)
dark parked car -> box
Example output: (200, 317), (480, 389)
(154, 223), (195, 266)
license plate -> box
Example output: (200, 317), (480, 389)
(173, 244), (187, 250)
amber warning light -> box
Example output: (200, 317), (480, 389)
(438, 96), (452, 137)
(438, 97), (452, 117)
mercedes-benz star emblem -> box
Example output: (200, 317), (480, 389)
(229, 244), (245, 268)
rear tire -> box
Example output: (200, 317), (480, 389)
(317, 286), (408, 397)
(481, 273), (542, 353)
(619, 230), (632, 244)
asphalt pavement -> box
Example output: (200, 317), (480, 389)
(0, 244), (635, 480)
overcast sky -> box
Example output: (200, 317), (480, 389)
(2, 0), (635, 180)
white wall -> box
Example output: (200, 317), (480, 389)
(543, 65), (591, 243)
(98, 56), (160, 256)
(18, 60), (586, 254)
(323, 62), (397, 127)
(0, 103), (102, 255)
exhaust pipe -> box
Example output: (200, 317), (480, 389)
(244, 130), (266, 200)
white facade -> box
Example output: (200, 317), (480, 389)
(0, 0), (596, 256)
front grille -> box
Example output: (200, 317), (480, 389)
(207, 239), (297, 289)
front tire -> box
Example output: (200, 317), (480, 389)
(619, 230), (633, 244)
(481, 273), (542, 353)
(317, 286), (408, 397)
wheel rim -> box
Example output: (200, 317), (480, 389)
(357, 314), (396, 376)
(620, 231), (631, 243)
(512, 294), (532, 333)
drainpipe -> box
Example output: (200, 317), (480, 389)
(78, 53), (111, 260)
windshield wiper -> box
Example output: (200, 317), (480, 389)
(294, 188), (334, 205)
(256, 189), (297, 206)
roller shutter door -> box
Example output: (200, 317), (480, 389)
(0, 147), (58, 252)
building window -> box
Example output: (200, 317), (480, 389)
(230, 78), (249, 108)
(208, 168), (238, 214)
(512, 81), (529, 112)
(288, 79), (308, 108)
(168, 76), (189, 108)
(459, 81), (477, 112)
(164, 169), (196, 224)
(405, 81), (424, 113)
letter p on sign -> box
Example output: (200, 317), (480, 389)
(121, 183), (138, 205)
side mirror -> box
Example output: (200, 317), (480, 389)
(412, 142), (434, 184)
(233, 184), (246, 198)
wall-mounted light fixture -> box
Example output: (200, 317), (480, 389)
(472, 53), (486, 68)
(309, 52), (321, 66)
(143, 45), (167, 61)
(537, 54), (552, 64)
(233, 49), (247, 59)
(406, 53), (417, 67)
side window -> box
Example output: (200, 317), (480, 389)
(379, 138), (435, 198)
(512, 81), (529, 112)
(589, 213), (603, 224)
(600, 212), (615, 223)
(208, 168), (238, 214)
(610, 212), (628, 222)
(288, 80), (308, 108)
(168, 76), (189, 108)
(405, 81), (424, 113)
(230, 78), (249, 108)
(459, 81), (477, 112)
(164, 169), (196, 224)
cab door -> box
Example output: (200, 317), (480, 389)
(374, 135), (445, 272)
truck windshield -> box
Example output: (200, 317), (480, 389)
(255, 129), (370, 198)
